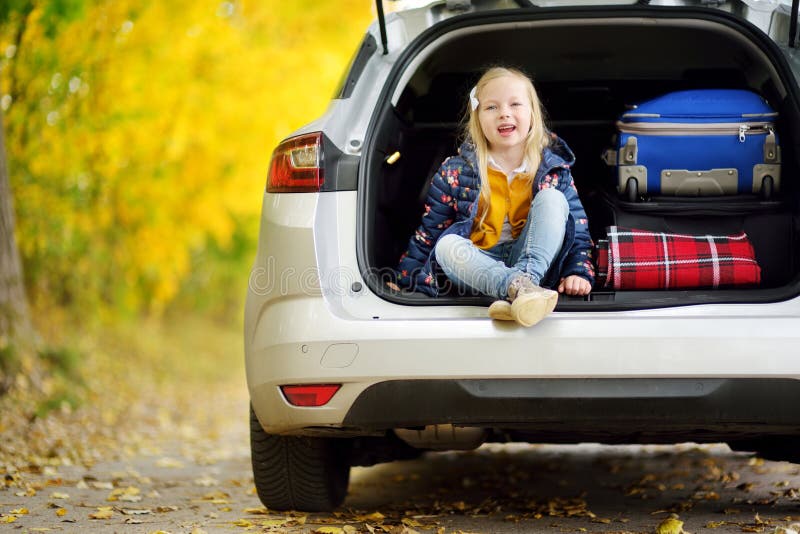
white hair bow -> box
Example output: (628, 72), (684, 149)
(469, 86), (479, 111)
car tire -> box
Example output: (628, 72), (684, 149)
(249, 405), (351, 512)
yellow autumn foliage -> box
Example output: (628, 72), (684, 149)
(0, 0), (372, 317)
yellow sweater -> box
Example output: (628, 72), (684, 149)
(470, 167), (533, 249)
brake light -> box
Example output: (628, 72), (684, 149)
(281, 384), (341, 407)
(267, 132), (324, 193)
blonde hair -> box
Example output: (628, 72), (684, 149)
(465, 67), (550, 224)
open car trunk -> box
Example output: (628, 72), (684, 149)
(359, 6), (800, 310)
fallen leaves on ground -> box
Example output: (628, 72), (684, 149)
(88, 507), (114, 520)
(107, 486), (142, 502)
(120, 508), (151, 515)
(243, 506), (270, 515)
(156, 457), (185, 469)
(656, 514), (686, 534)
(198, 490), (230, 504)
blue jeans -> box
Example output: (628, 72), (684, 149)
(434, 188), (569, 299)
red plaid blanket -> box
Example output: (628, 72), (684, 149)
(596, 226), (761, 290)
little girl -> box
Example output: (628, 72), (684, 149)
(395, 67), (594, 327)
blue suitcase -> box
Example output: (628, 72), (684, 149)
(604, 89), (781, 202)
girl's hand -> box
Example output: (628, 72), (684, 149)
(558, 275), (592, 296)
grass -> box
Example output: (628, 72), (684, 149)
(37, 346), (82, 378)
(84, 312), (244, 388)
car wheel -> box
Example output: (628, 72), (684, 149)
(249, 405), (351, 512)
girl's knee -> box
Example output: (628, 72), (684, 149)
(534, 188), (568, 218)
(435, 233), (482, 272)
(434, 233), (463, 266)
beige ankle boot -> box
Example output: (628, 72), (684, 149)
(487, 299), (514, 321)
(507, 276), (558, 327)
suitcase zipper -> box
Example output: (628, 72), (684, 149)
(618, 121), (774, 143)
(738, 124), (749, 142)
(738, 125), (775, 142)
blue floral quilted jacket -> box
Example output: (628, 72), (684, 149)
(396, 134), (595, 297)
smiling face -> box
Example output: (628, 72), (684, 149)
(477, 75), (532, 154)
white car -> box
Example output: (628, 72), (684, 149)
(245, 0), (800, 511)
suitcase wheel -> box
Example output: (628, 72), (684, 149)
(760, 175), (774, 201)
(625, 177), (638, 203)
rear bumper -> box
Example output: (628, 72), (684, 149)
(245, 293), (800, 436)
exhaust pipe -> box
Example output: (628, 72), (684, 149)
(394, 424), (487, 451)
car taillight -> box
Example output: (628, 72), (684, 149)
(266, 132), (324, 193)
(280, 384), (341, 407)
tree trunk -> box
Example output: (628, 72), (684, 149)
(0, 106), (31, 341)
